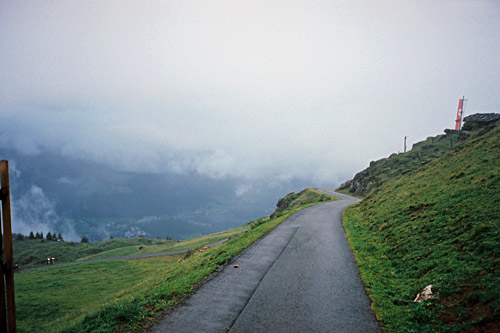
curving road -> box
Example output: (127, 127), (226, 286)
(149, 190), (380, 332)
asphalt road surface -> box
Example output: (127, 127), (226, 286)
(149, 190), (380, 332)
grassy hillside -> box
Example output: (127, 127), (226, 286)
(343, 125), (500, 332)
(15, 188), (335, 332)
(338, 122), (499, 196)
(13, 236), (172, 269)
(75, 226), (246, 261)
(271, 188), (333, 217)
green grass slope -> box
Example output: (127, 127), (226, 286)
(13, 236), (171, 269)
(76, 226), (247, 261)
(15, 188), (335, 332)
(343, 125), (500, 332)
(338, 122), (500, 197)
(271, 188), (333, 217)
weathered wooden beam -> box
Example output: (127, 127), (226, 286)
(0, 223), (7, 333)
(1, 160), (16, 333)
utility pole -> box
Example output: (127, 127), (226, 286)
(404, 136), (408, 153)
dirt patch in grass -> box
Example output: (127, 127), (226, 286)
(438, 287), (500, 333)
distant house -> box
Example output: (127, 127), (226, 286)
(462, 113), (500, 131)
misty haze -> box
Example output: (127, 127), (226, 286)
(1, 1), (499, 241)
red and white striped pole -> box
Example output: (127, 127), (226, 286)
(455, 96), (465, 130)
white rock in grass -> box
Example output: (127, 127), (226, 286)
(414, 284), (433, 302)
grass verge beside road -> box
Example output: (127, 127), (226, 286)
(342, 126), (500, 332)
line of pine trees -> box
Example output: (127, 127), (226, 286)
(13, 231), (64, 241)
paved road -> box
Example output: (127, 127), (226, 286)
(149, 190), (380, 332)
(17, 239), (227, 273)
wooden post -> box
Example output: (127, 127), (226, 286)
(1, 160), (16, 332)
(0, 212), (6, 333)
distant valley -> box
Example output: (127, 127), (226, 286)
(0, 148), (313, 241)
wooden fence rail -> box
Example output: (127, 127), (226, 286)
(1, 160), (16, 332)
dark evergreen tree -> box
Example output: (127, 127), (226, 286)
(29, 231), (35, 240)
(81, 236), (89, 243)
(46, 232), (53, 241)
(58, 233), (63, 241)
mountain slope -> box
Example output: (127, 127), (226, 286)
(343, 125), (500, 331)
(1, 148), (310, 241)
(338, 118), (499, 196)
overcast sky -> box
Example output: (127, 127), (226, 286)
(1, 0), (499, 186)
